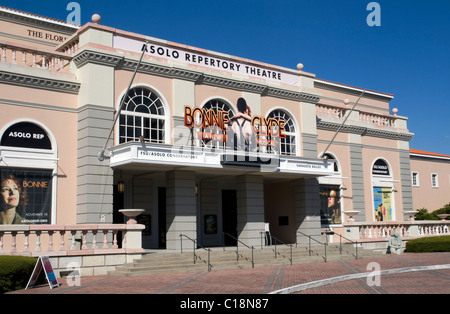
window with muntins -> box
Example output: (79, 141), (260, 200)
(119, 87), (166, 144)
(199, 99), (235, 149)
(267, 109), (296, 156)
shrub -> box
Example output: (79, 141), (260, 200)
(0, 256), (40, 293)
(414, 203), (450, 220)
(414, 209), (438, 220)
(405, 235), (450, 253)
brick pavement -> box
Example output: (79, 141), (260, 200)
(9, 252), (450, 295)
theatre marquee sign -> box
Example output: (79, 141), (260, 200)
(110, 143), (335, 177)
(113, 36), (299, 86)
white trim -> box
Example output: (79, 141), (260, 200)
(370, 158), (396, 222)
(412, 171), (419, 187)
(115, 83), (171, 145)
(200, 96), (237, 115)
(410, 152), (450, 161)
(431, 173), (439, 188)
(0, 6), (80, 29)
(265, 106), (300, 157)
(0, 119), (58, 224)
(314, 78), (394, 100)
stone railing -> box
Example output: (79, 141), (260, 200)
(359, 112), (396, 128)
(0, 41), (73, 73)
(341, 220), (450, 242)
(316, 103), (398, 130)
(0, 224), (145, 257)
(316, 104), (345, 120)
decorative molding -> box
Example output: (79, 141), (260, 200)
(73, 50), (123, 68)
(0, 70), (80, 94)
(0, 98), (77, 113)
(314, 80), (393, 102)
(0, 9), (79, 35)
(73, 50), (322, 102)
(317, 120), (414, 141)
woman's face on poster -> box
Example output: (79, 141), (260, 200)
(1, 179), (20, 209)
(328, 190), (337, 207)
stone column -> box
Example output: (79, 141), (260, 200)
(294, 178), (322, 244)
(236, 175), (265, 247)
(166, 170), (197, 250)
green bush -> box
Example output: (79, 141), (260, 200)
(414, 209), (438, 220)
(405, 235), (450, 253)
(414, 203), (450, 220)
(0, 256), (39, 293)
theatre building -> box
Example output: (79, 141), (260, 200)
(3, 5), (441, 255)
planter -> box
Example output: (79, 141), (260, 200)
(437, 214), (450, 221)
(119, 209), (145, 224)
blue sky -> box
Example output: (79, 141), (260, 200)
(4, 0), (449, 154)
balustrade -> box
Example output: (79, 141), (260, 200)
(359, 112), (395, 128)
(0, 41), (73, 73)
(316, 104), (399, 131)
(316, 104), (344, 119)
(0, 224), (144, 257)
(343, 220), (450, 242)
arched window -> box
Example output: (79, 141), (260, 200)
(371, 158), (395, 222)
(267, 109), (297, 156)
(198, 99), (235, 149)
(322, 153), (340, 173)
(119, 87), (167, 144)
(0, 119), (57, 225)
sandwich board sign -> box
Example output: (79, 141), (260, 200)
(26, 256), (60, 290)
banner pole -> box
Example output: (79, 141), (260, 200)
(98, 42), (148, 161)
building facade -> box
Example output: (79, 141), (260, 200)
(1, 6), (445, 252)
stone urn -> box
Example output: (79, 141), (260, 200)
(437, 214), (450, 221)
(119, 209), (145, 224)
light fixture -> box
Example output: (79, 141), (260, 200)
(118, 181), (125, 193)
(118, 171), (125, 193)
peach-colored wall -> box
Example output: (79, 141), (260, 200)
(194, 85), (242, 111)
(0, 90), (78, 224)
(411, 157), (450, 211)
(315, 86), (391, 115)
(0, 20), (73, 49)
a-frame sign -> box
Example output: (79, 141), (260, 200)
(26, 256), (60, 290)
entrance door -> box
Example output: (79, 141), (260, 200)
(113, 185), (124, 248)
(222, 190), (237, 246)
(158, 187), (166, 249)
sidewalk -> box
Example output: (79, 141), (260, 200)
(9, 252), (450, 295)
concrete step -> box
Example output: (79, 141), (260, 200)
(109, 244), (384, 277)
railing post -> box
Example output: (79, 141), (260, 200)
(251, 246), (254, 268)
(308, 236), (311, 256)
(274, 237), (277, 258)
(179, 234), (183, 253)
(290, 245), (293, 265)
(193, 240), (196, 264)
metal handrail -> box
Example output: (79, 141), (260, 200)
(269, 235), (293, 265)
(222, 232), (254, 268)
(333, 232), (360, 260)
(296, 231), (328, 262)
(179, 234), (212, 271)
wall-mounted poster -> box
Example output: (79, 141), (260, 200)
(320, 185), (341, 225)
(0, 168), (53, 225)
(373, 187), (393, 221)
(204, 215), (217, 234)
